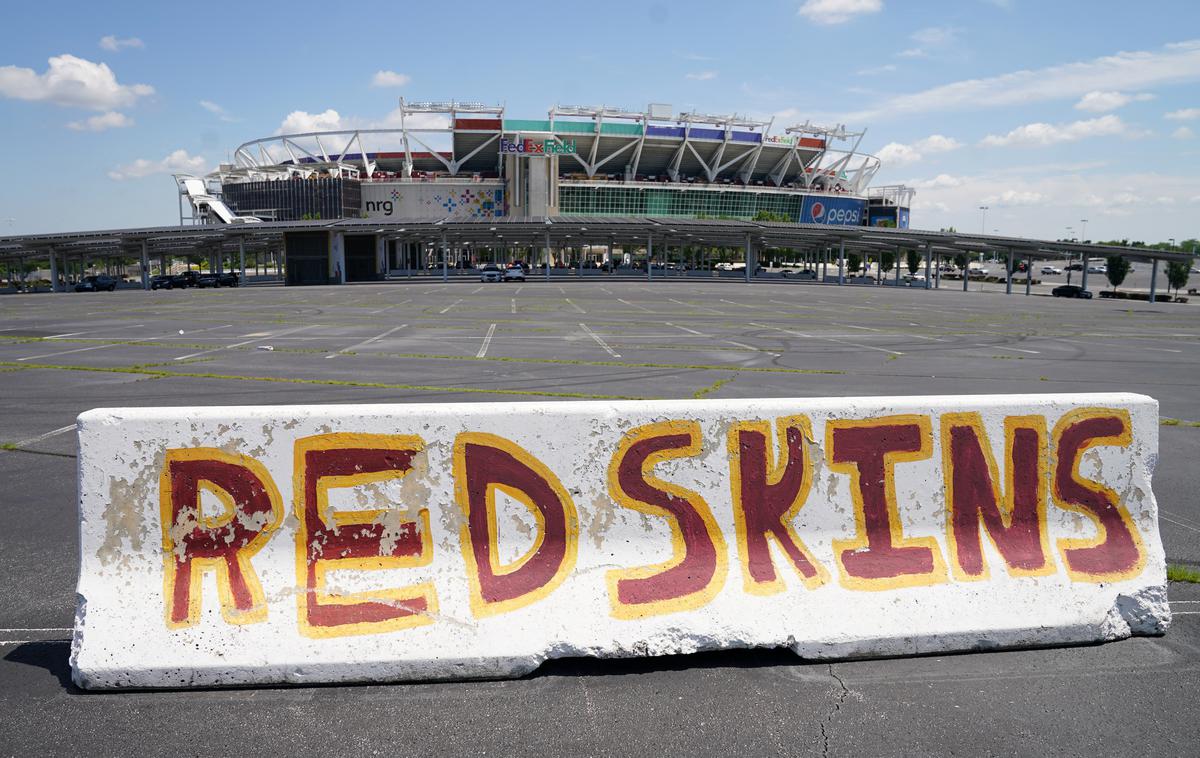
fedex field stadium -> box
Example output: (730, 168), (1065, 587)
(206, 100), (910, 229)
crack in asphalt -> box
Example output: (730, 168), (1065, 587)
(820, 664), (850, 758)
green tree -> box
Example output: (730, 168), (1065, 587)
(953, 253), (968, 270)
(1165, 261), (1190, 297)
(753, 210), (790, 222)
(905, 249), (921, 275)
(846, 253), (862, 275)
(881, 251), (896, 274)
(1105, 256), (1130, 291)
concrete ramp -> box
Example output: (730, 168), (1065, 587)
(71, 394), (1170, 689)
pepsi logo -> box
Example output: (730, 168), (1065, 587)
(810, 202), (825, 220)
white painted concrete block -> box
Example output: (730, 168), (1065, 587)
(71, 393), (1169, 688)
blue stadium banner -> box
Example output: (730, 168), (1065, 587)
(802, 195), (867, 226)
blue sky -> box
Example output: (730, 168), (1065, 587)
(1, 0), (1198, 243)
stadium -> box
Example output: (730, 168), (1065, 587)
(174, 99), (913, 284)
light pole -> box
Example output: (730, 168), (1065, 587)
(1065, 227), (1075, 285)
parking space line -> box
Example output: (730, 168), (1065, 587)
(665, 322), (708, 336)
(370, 298), (410, 315)
(720, 299), (756, 309)
(471, 286), (485, 294)
(565, 298), (586, 314)
(1161, 515), (1200, 534)
(476, 323), (497, 358)
(580, 323), (621, 358)
(173, 324), (320, 361)
(987, 345), (1041, 355)
(843, 324), (882, 332)
(439, 299), (463, 314)
(47, 324), (145, 339)
(516, 286), (524, 295)
(511, 298), (517, 314)
(14, 424), (75, 447)
(668, 298), (723, 314)
(1146, 347), (1183, 353)
(18, 342), (123, 362)
(327, 325), (407, 359)
(618, 298), (652, 313)
(750, 322), (903, 356)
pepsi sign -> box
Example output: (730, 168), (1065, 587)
(801, 195), (866, 226)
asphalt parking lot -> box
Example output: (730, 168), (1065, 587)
(1, 279), (1198, 755)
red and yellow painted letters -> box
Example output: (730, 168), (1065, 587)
(727, 416), (829, 594)
(827, 415), (948, 590)
(942, 414), (1053, 580)
(1051, 408), (1145, 581)
(159, 448), (283, 628)
(454, 432), (578, 617)
(607, 420), (728, 619)
(294, 433), (435, 638)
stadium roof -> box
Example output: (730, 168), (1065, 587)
(0, 217), (1194, 266)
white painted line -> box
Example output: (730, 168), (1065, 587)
(515, 286), (524, 295)
(1146, 347), (1183, 354)
(47, 324), (146, 339)
(177, 324), (234, 336)
(17, 343), (122, 362)
(668, 298), (722, 314)
(476, 323), (497, 358)
(565, 298), (586, 314)
(173, 324), (320, 361)
(558, 286), (566, 295)
(439, 299), (463, 314)
(724, 340), (772, 354)
(370, 298), (411, 315)
(0, 628), (72, 632)
(1174, 612), (1200, 616)
(989, 345), (1041, 355)
(600, 287), (614, 295)
(843, 324), (882, 332)
(0, 328), (22, 333)
(1, 639), (70, 645)
(326, 325), (407, 359)
(471, 286), (485, 294)
(511, 298), (517, 314)
(719, 299), (756, 309)
(580, 323), (621, 358)
(750, 322), (903, 356)
(1161, 515), (1200, 534)
(665, 322), (708, 337)
(15, 424), (76, 447)
(423, 287), (444, 295)
(617, 298), (652, 313)
(1171, 601), (1200, 604)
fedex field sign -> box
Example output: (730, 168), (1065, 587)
(72, 394), (1169, 688)
(500, 137), (577, 156)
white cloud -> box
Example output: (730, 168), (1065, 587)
(66, 111), (133, 131)
(857, 63), (897, 75)
(911, 26), (959, 46)
(370, 70), (410, 88)
(99, 36), (143, 52)
(1165, 107), (1200, 120)
(108, 149), (205, 180)
(909, 173), (963, 189)
(686, 71), (717, 81)
(875, 134), (961, 165)
(839, 40), (1200, 122)
(278, 108), (345, 134)
(982, 189), (1045, 206)
(1074, 90), (1154, 112)
(1173, 126), (1195, 139)
(797, 0), (882, 26)
(981, 115), (1145, 147)
(897, 48), (928, 59)
(199, 99), (237, 122)
(0, 54), (153, 111)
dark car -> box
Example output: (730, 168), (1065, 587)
(74, 274), (118, 292)
(196, 272), (239, 288)
(170, 271), (201, 289)
(1052, 284), (1093, 299)
(150, 274), (174, 290)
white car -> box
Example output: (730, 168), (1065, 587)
(503, 267), (526, 282)
(479, 265), (502, 282)
(1041, 265), (1063, 275)
(1087, 265), (1107, 274)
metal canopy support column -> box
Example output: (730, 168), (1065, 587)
(745, 234), (752, 284)
(646, 234), (653, 282)
(837, 241), (845, 285)
(1081, 257), (1090, 293)
(49, 247), (59, 292)
(963, 261), (970, 292)
(141, 241), (150, 290)
(1005, 249), (1013, 295)
(894, 248), (901, 286)
(923, 242), (932, 289)
(1025, 256), (1032, 296)
(239, 237), (246, 282)
(441, 231), (448, 282)
(545, 230), (551, 282)
(1149, 260), (1158, 302)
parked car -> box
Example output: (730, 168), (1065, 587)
(1052, 284), (1093, 299)
(781, 268), (817, 279)
(479, 264), (502, 283)
(74, 274), (118, 292)
(197, 272), (239, 288)
(1066, 262), (1084, 271)
(149, 274), (175, 290)
(1086, 265), (1107, 274)
(1040, 265), (1063, 275)
(503, 266), (526, 282)
(169, 271), (201, 289)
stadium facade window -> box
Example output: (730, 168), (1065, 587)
(558, 185), (805, 221)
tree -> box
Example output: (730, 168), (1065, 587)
(881, 251), (895, 274)
(846, 253), (862, 275)
(906, 249), (921, 275)
(953, 253), (968, 271)
(1165, 261), (1190, 297)
(753, 210), (790, 222)
(1105, 256), (1130, 291)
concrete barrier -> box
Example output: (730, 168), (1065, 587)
(72, 393), (1170, 688)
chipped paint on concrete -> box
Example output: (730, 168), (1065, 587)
(71, 393), (1170, 689)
